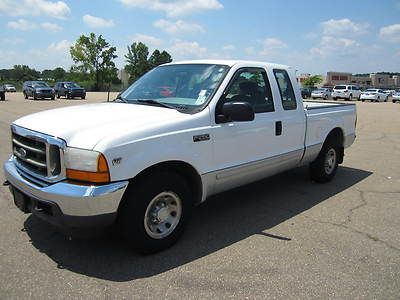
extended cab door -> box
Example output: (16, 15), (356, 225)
(211, 66), (303, 194)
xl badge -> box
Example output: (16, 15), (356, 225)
(112, 157), (122, 166)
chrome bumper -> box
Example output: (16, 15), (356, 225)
(3, 158), (128, 217)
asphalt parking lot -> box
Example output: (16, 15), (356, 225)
(0, 92), (399, 299)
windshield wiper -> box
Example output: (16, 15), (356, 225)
(135, 99), (176, 109)
(114, 95), (128, 103)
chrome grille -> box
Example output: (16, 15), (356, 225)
(11, 125), (66, 182)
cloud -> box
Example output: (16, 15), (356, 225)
(379, 24), (400, 43)
(153, 19), (204, 35)
(222, 45), (235, 51)
(7, 19), (37, 31)
(168, 39), (207, 59)
(0, 0), (70, 19)
(48, 39), (71, 52)
(120, 0), (223, 17)
(3, 37), (25, 45)
(321, 18), (369, 36)
(310, 36), (359, 58)
(41, 22), (62, 32)
(83, 14), (115, 28)
(258, 38), (287, 56)
(130, 34), (163, 47)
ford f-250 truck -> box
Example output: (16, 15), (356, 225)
(3, 60), (356, 253)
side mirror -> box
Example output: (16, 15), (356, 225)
(218, 101), (255, 123)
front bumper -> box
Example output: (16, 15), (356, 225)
(4, 158), (128, 228)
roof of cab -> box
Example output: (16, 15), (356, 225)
(164, 59), (291, 70)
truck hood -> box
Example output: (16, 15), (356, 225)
(13, 103), (191, 149)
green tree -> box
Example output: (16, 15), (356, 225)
(303, 75), (323, 87)
(149, 49), (172, 68)
(124, 42), (151, 83)
(70, 33), (117, 90)
(12, 65), (40, 81)
(125, 42), (173, 83)
(53, 67), (66, 81)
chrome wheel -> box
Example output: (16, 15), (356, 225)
(324, 148), (337, 175)
(144, 191), (182, 239)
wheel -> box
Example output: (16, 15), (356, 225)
(24, 92), (28, 99)
(51, 96), (55, 100)
(81, 96), (85, 100)
(333, 97), (337, 101)
(384, 97), (387, 102)
(66, 93), (70, 99)
(310, 139), (340, 183)
(57, 93), (60, 99)
(361, 99), (365, 102)
(118, 171), (192, 254)
(393, 99), (397, 103)
(33, 92), (37, 100)
(324, 95), (328, 100)
(377, 96), (380, 102)
(348, 94), (352, 101)
(0, 94), (4, 101)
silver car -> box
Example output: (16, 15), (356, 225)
(311, 88), (331, 100)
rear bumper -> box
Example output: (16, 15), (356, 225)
(4, 158), (128, 229)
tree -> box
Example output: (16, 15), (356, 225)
(70, 33), (117, 90)
(11, 65), (40, 81)
(124, 42), (151, 83)
(303, 75), (323, 87)
(149, 50), (172, 68)
(125, 42), (173, 83)
(53, 67), (66, 81)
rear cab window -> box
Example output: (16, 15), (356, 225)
(273, 69), (297, 110)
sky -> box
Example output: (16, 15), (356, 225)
(0, 0), (399, 75)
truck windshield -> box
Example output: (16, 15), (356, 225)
(120, 64), (230, 111)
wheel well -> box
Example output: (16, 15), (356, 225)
(325, 128), (344, 163)
(127, 161), (203, 205)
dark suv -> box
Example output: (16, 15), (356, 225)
(23, 81), (55, 100)
(54, 82), (86, 99)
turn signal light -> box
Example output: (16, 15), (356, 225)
(66, 154), (110, 184)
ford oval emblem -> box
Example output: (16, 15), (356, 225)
(17, 148), (27, 158)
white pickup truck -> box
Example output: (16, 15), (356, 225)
(4, 60), (356, 253)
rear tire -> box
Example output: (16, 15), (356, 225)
(118, 171), (192, 254)
(310, 139), (340, 183)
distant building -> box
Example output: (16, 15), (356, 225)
(324, 71), (399, 89)
(297, 73), (310, 86)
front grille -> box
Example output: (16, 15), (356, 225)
(38, 89), (52, 93)
(11, 126), (66, 182)
(13, 133), (47, 176)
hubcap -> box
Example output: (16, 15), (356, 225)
(144, 191), (182, 239)
(324, 148), (337, 175)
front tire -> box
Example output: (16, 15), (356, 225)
(24, 92), (28, 99)
(33, 92), (37, 100)
(310, 139), (340, 183)
(118, 171), (192, 254)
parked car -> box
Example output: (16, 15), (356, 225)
(360, 89), (388, 102)
(383, 90), (395, 97)
(311, 88), (331, 100)
(0, 84), (5, 100)
(23, 81), (55, 100)
(392, 91), (400, 103)
(332, 85), (361, 100)
(54, 82), (86, 99)
(301, 87), (316, 98)
(4, 60), (357, 253)
(4, 84), (16, 92)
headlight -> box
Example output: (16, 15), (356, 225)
(64, 147), (110, 183)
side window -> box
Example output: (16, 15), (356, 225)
(222, 68), (274, 113)
(273, 69), (297, 110)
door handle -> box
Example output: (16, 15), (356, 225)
(275, 121), (282, 136)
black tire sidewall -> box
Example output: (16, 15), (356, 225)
(310, 141), (339, 183)
(119, 171), (192, 253)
